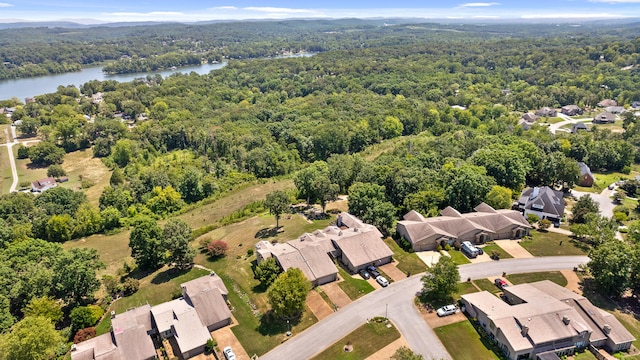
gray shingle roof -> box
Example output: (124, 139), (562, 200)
(519, 187), (565, 218)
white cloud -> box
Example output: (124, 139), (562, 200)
(243, 7), (317, 14)
(521, 13), (628, 18)
(208, 6), (238, 11)
(107, 11), (185, 17)
(473, 15), (500, 18)
(0, 3), (13, 7)
(459, 2), (500, 7)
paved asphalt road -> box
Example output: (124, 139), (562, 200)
(260, 256), (589, 360)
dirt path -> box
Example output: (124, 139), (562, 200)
(211, 324), (252, 360)
(494, 240), (534, 258)
(379, 261), (408, 282)
(364, 337), (409, 360)
(306, 290), (334, 320)
(561, 270), (582, 294)
(320, 281), (352, 309)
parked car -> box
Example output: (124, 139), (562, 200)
(436, 304), (457, 317)
(494, 278), (508, 290)
(358, 269), (370, 280)
(223, 346), (236, 360)
(608, 184), (615, 190)
(367, 265), (380, 278)
(461, 241), (481, 258)
(376, 276), (389, 287)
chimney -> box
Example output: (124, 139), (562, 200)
(562, 316), (571, 325)
(521, 325), (529, 336)
(603, 324), (612, 334)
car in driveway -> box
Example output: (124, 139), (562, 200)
(376, 275), (389, 287)
(367, 265), (380, 278)
(223, 346), (236, 360)
(358, 269), (370, 280)
(436, 304), (457, 317)
(494, 278), (508, 290)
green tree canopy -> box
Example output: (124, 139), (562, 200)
(255, 258), (281, 288)
(391, 346), (424, 360)
(22, 297), (62, 325)
(420, 256), (459, 302)
(484, 185), (513, 210)
(264, 190), (290, 229)
(267, 267), (311, 319)
(129, 217), (165, 270)
(0, 316), (64, 360)
(571, 195), (599, 224)
(588, 240), (631, 298)
(162, 218), (195, 269)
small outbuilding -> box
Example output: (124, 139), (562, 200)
(577, 162), (595, 187)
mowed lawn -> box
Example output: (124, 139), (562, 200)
(0, 145), (12, 193)
(383, 238), (426, 275)
(507, 271), (568, 287)
(520, 231), (588, 256)
(435, 321), (501, 360)
(309, 320), (400, 360)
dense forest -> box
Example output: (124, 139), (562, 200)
(1, 19), (640, 357)
(1, 19), (640, 78)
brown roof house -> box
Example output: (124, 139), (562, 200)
(606, 106), (626, 114)
(31, 177), (57, 193)
(535, 107), (557, 117)
(396, 203), (531, 252)
(519, 113), (539, 130)
(577, 162), (595, 187)
(561, 105), (583, 116)
(461, 280), (635, 360)
(71, 305), (156, 360)
(593, 112), (616, 124)
(571, 123), (588, 134)
(518, 187), (565, 225)
(72, 273), (232, 360)
(256, 213), (393, 280)
(597, 99), (617, 107)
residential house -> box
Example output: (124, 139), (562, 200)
(73, 273), (233, 360)
(592, 112), (615, 124)
(519, 113), (539, 129)
(571, 123), (588, 134)
(396, 203), (531, 252)
(597, 99), (617, 107)
(535, 107), (557, 117)
(605, 106), (626, 114)
(24, 97), (35, 104)
(631, 101), (640, 110)
(451, 105), (467, 110)
(71, 305), (156, 360)
(461, 281), (635, 360)
(31, 177), (57, 193)
(518, 187), (565, 225)
(256, 212), (393, 280)
(181, 273), (232, 331)
(91, 92), (103, 104)
(577, 162), (595, 187)
(151, 298), (211, 359)
(561, 105), (583, 116)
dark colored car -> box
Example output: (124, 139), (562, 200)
(358, 269), (370, 280)
(367, 265), (380, 278)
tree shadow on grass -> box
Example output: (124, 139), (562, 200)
(150, 267), (191, 285)
(257, 310), (302, 336)
(255, 227), (281, 239)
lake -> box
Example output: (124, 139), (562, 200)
(0, 53), (315, 101)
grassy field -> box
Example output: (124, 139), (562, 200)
(61, 148), (111, 205)
(473, 279), (501, 294)
(383, 238), (426, 275)
(572, 350), (598, 360)
(95, 267), (210, 334)
(445, 249), (471, 265)
(454, 281), (480, 299)
(481, 244), (513, 259)
(337, 267), (375, 300)
(435, 320), (502, 360)
(520, 231), (588, 256)
(507, 271), (568, 287)
(611, 311), (640, 360)
(309, 319), (400, 360)
(0, 145), (12, 193)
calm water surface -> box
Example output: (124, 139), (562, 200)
(0, 53), (315, 101)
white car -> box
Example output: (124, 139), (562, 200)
(223, 346), (236, 360)
(436, 304), (457, 317)
(376, 275), (389, 287)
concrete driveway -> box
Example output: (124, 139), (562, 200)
(260, 256), (589, 360)
(571, 188), (616, 218)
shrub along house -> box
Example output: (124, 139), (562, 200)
(461, 281), (635, 360)
(518, 187), (565, 225)
(255, 212), (393, 282)
(396, 203), (531, 252)
(72, 273), (232, 360)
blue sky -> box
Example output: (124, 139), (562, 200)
(1, 0), (640, 23)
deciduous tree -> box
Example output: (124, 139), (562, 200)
(571, 195), (599, 224)
(254, 258), (281, 288)
(129, 217), (165, 270)
(162, 218), (195, 268)
(267, 267), (311, 319)
(0, 316), (63, 360)
(420, 256), (459, 302)
(264, 190), (290, 228)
